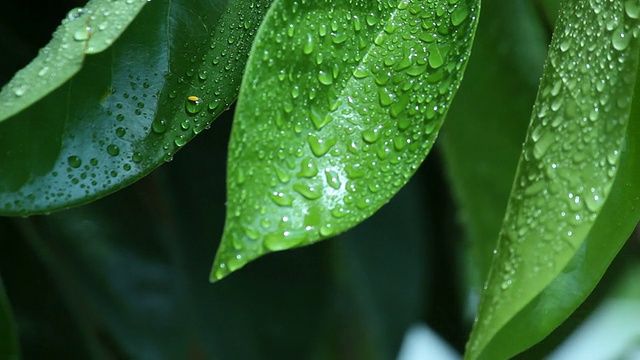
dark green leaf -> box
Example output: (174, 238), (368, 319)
(466, 1), (640, 358)
(0, 0), (270, 215)
(0, 0), (148, 122)
(212, 0), (480, 281)
(0, 277), (19, 360)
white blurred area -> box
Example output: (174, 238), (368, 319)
(547, 299), (640, 360)
(396, 324), (460, 360)
(397, 297), (640, 360)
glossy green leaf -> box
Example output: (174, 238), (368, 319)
(440, 0), (548, 289)
(0, 277), (19, 360)
(211, 0), (480, 281)
(0, 0), (149, 122)
(0, 0), (270, 215)
(466, 1), (640, 359)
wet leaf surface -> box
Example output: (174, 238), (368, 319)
(212, 0), (480, 281)
(0, 0), (148, 122)
(466, 1), (640, 358)
(0, 0), (270, 215)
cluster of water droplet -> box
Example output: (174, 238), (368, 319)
(496, 0), (639, 292)
(152, 1), (270, 161)
(468, 1), (640, 355)
(214, 0), (478, 278)
(0, 0), (269, 214)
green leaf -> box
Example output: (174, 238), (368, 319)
(0, 0), (148, 122)
(211, 0), (480, 281)
(0, 277), (19, 360)
(0, 0), (270, 215)
(465, 1), (640, 359)
(440, 0), (548, 288)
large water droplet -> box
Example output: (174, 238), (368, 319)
(67, 155), (82, 168)
(270, 191), (294, 206)
(611, 26), (630, 51)
(107, 144), (120, 156)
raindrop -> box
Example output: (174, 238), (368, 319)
(307, 134), (337, 157)
(185, 95), (204, 114)
(611, 26), (630, 51)
(293, 183), (322, 199)
(298, 157), (319, 178)
(152, 118), (168, 133)
(317, 70), (333, 85)
(13, 84), (29, 97)
(626, 0), (640, 19)
(264, 232), (302, 251)
(270, 191), (294, 206)
(67, 155), (82, 168)
(107, 144), (120, 156)
(324, 169), (342, 189)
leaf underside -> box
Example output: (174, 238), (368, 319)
(0, 0), (270, 215)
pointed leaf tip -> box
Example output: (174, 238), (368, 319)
(211, 0), (480, 280)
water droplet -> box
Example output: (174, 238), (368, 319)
(73, 26), (92, 41)
(345, 163), (365, 179)
(451, 5), (470, 26)
(298, 157), (319, 178)
(67, 155), (82, 168)
(13, 84), (29, 97)
(303, 33), (315, 54)
(310, 107), (332, 130)
(107, 144), (120, 156)
(612, 26), (630, 51)
(264, 231), (302, 251)
(227, 254), (247, 272)
(37, 66), (50, 77)
(132, 152), (143, 163)
(324, 169), (342, 189)
(293, 183), (322, 200)
(427, 43), (444, 68)
(317, 70), (333, 85)
(174, 135), (187, 147)
(626, 0), (640, 19)
(270, 191), (294, 206)
(185, 96), (204, 114)
(307, 134), (336, 157)
(152, 118), (168, 133)
(532, 132), (554, 160)
(362, 125), (382, 143)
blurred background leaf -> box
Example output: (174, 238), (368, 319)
(0, 277), (19, 360)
